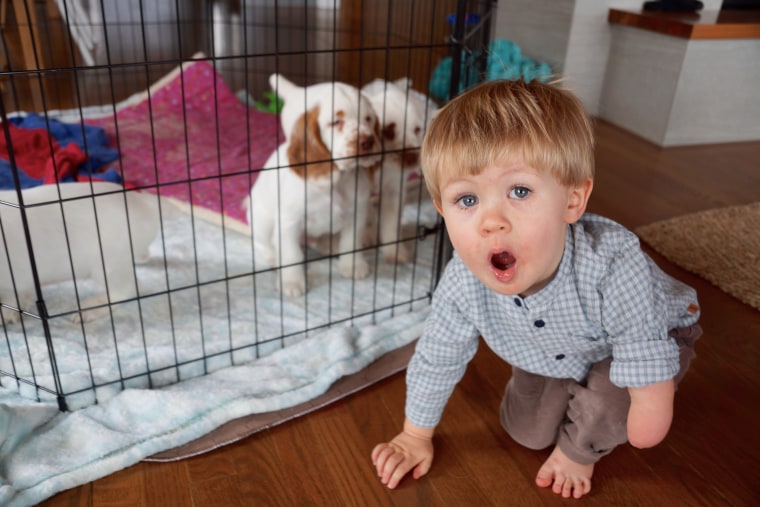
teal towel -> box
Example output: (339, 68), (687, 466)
(429, 39), (553, 102)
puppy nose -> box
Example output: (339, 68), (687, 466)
(359, 135), (375, 152)
(402, 151), (419, 167)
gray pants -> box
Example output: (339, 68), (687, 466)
(499, 325), (702, 465)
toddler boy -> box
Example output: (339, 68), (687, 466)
(371, 79), (701, 498)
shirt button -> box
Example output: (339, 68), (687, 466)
(514, 298), (522, 307)
(534, 319), (545, 328)
(555, 354), (565, 360)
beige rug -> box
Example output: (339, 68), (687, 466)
(636, 202), (760, 311)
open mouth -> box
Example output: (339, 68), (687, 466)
(491, 251), (516, 271)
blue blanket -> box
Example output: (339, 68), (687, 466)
(0, 114), (121, 189)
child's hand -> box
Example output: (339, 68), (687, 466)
(371, 423), (434, 489)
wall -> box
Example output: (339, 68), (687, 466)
(599, 27), (760, 145)
(492, 0), (724, 115)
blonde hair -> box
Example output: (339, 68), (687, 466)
(421, 79), (594, 205)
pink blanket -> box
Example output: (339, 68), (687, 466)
(88, 58), (282, 229)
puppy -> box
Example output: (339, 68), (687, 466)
(361, 78), (438, 263)
(247, 76), (381, 297)
(0, 182), (161, 324)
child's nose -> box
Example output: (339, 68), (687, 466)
(480, 207), (510, 234)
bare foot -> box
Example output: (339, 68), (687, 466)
(535, 445), (594, 499)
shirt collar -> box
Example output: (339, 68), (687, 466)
(520, 226), (573, 312)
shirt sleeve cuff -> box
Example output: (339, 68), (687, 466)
(405, 406), (442, 430)
(610, 339), (680, 387)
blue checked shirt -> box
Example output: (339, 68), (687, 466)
(406, 213), (700, 429)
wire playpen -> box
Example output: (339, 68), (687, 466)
(0, 0), (496, 411)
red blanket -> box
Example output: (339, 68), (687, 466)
(0, 124), (87, 184)
(87, 58), (283, 231)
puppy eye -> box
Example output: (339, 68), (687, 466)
(414, 126), (422, 136)
(329, 119), (343, 128)
(365, 115), (373, 123)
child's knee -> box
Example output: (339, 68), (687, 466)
(499, 398), (558, 450)
(499, 378), (568, 451)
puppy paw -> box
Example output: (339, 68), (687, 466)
(280, 279), (306, 298)
(339, 254), (370, 280)
(381, 243), (412, 264)
(253, 246), (277, 271)
(279, 267), (306, 297)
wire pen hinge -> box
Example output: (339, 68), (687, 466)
(418, 223), (442, 240)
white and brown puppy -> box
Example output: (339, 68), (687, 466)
(0, 182), (162, 324)
(361, 78), (438, 263)
(247, 77), (381, 297)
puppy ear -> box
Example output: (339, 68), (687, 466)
(287, 105), (334, 179)
(393, 77), (412, 91)
(270, 73), (298, 100)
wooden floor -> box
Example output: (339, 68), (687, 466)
(36, 120), (760, 506)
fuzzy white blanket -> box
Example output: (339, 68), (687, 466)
(0, 202), (437, 506)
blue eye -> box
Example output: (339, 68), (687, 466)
(509, 186), (531, 199)
(457, 195), (478, 208)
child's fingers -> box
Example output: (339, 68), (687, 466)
(386, 457), (414, 489)
(371, 443), (416, 489)
(372, 444), (393, 474)
(370, 443), (385, 464)
(412, 457), (432, 480)
(372, 444), (402, 481)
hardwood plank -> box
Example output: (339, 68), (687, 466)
(590, 121), (734, 226)
(226, 428), (296, 506)
(309, 401), (399, 506)
(347, 380), (448, 506)
(370, 370), (499, 506)
(89, 464), (146, 506)
(190, 475), (244, 507)
(186, 442), (238, 483)
(37, 483), (92, 507)
(445, 368), (547, 505)
(265, 413), (346, 505)
(414, 435), (494, 507)
(143, 461), (194, 507)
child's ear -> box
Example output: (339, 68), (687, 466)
(434, 200), (443, 215)
(564, 178), (593, 224)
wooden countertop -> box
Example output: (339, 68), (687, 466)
(608, 8), (760, 39)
